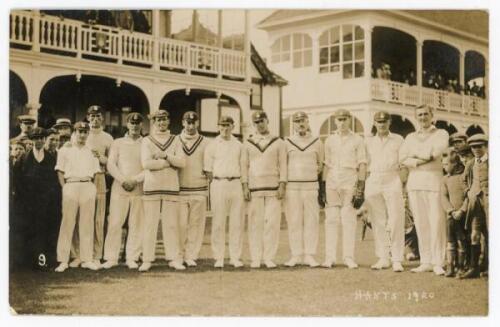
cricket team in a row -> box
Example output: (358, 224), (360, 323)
(31, 104), (487, 277)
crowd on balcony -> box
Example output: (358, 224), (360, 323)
(423, 71), (486, 99)
(40, 10), (151, 34)
(373, 63), (486, 99)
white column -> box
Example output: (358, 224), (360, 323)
(217, 10), (223, 47)
(416, 40), (423, 87)
(459, 52), (465, 89)
(32, 10), (40, 52)
(152, 10), (160, 70)
(244, 10), (251, 83)
(217, 10), (223, 79)
(365, 25), (372, 79)
(365, 26), (373, 100)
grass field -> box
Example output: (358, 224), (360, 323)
(9, 221), (488, 316)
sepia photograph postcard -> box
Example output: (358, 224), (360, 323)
(2, 0), (496, 323)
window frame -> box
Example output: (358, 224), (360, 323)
(250, 78), (263, 110)
(271, 35), (291, 64)
(292, 33), (313, 68)
(318, 25), (365, 79)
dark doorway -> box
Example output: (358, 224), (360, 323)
(39, 75), (149, 138)
(435, 120), (458, 135)
(372, 27), (417, 84)
(10, 71), (28, 138)
(159, 89), (239, 135)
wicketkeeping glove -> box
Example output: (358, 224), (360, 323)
(351, 180), (365, 209)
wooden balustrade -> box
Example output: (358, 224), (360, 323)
(371, 79), (487, 117)
(10, 10), (247, 80)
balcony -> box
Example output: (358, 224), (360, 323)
(9, 10), (247, 80)
(371, 79), (488, 118)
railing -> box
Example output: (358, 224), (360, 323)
(10, 10), (247, 80)
(371, 79), (488, 117)
(10, 11), (33, 45)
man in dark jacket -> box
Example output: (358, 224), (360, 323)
(15, 127), (60, 270)
(460, 134), (488, 279)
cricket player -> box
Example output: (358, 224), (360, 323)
(399, 105), (449, 275)
(140, 110), (186, 272)
(204, 115), (247, 268)
(284, 111), (324, 268)
(54, 122), (101, 272)
(85, 105), (113, 265)
(177, 111), (210, 267)
(364, 111), (405, 272)
(242, 111), (286, 269)
(323, 109), (367, 269)
(102, 112), (145, 269)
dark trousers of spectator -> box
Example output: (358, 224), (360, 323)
(405, 225), (419, 259)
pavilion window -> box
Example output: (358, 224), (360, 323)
(250, 79), (263, 109)
(319, 24), (364, 78)
(271, 35), (291, 63)
(292, 33), (312, 68)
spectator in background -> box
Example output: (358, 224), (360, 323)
(10, 140), (26, 166)
(45, 129), (60, 155)
(440, 149), (467, 278)
(52, 118), (73, 149)
(16, 128), (60, 270)
(131, 10), (150, 33)
(20, 136), (34, 153)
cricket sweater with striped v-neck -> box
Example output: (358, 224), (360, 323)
(141, 131), (186, 199)
(242, 133), (287, 197)
(286, 134), (324, 190)
(177, 131), (210, 196)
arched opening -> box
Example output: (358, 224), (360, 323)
(9, 71), (28, 138)
(466, 124), (485, 137)
(39, 75), (149, 138)
(435, 120), (458, 135)
(319, 114), (364, 141)
(372, 27), (416, 84)
(159, 89), (241, 136)
(422, 41), (460, 92)
(465, 50), (486, 98)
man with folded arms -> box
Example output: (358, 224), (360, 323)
(204, 115), (247, 268)
(399, 105), (449, 275)
(242, 111), (286, 269)
(140, 110), (186, 272)
(102, 113), (145, 269)
(54, 122), (101, 272)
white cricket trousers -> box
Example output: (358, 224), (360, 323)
(93, 172), (107, 260)
(248, 195), (281, 263)
(285, 189), (319, 257)
(103, 193), (143, 262)
(210, 179), (244, 262)
(365, 174), (405, 263)
(408, 190), (446, 267)
(324, 188), (357, 262)
(57, 182), (96, 263)
(179, 195), (207, 261)
(142, 198), (181, 263)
